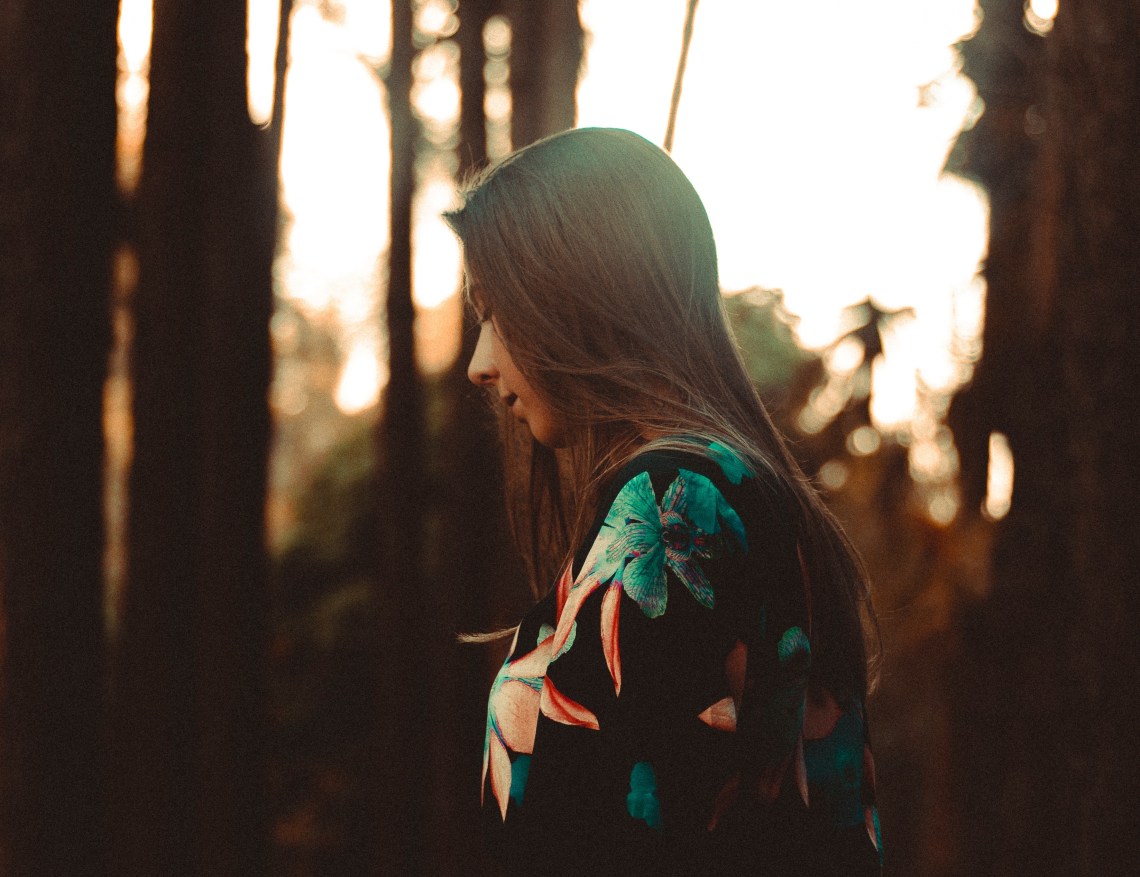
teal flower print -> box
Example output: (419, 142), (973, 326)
(599, 469), (747, 618)
(707, 440), (752, 485)
(626, 761), (662, 831)
(548, 465), (747, 696)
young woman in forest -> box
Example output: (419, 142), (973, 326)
(447, 127), (883, 875)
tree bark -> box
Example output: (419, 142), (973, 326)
(0, 1), (118, 873)
(431, 1), (520, 872)
(945, 4), (1064, 874)
(505, 0), (583, 148)
(950, 1), (1140, 873)
(369, 1), (429, 873)
(112, 0), (278, 872)
(1046, 2), (1140, 869)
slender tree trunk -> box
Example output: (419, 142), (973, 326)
(0, 2), (118, 873)
(270, 0), (297, 170)
(945, 4), (1062, 874)
(432, 2), (515, 872)
(457, 0), (492, 176)
(370, 1), (428, 873)
(505, 0), (583, 148)
(112, 0), (278, 872)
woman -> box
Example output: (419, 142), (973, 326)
(447, 127), (883, 875)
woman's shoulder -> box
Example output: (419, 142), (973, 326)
(610, 438), (759, 489)
(602, 439), (790, 522)
(573, 438), (797, 577)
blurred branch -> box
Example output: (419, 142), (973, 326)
(268, 0), (297, 164)
(664, 0), (699, 152)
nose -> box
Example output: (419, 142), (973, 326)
(467, 321), (498, 387)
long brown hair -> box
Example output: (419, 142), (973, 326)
(445, 127), (878, 697)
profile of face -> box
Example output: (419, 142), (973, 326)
(466, 313), (568, 448)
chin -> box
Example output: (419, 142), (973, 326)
(531, 432), (568, 449)
(529, 423), (572, 449)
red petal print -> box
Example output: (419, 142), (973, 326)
(481, 741), (488, 807)
(697, 696), (737, 732)
(803, 685), (844, 740)
(554, 563), (574, 616)
(540, 676), (600, 730)
(866, 806), (880, 851)
(725, 639), (747, 709)
(507, 635), (552, 680)
(707, 773), (740, 831)
(863, 743), (878, 794)
(551, 577), (602, 658)
(600, 585), (622, 694)
(496, 679), (543, 753)
(488, 730), (512, 820)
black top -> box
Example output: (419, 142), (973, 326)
(480, 443), (882, 875)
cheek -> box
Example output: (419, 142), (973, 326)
(495, 343), (527, 388)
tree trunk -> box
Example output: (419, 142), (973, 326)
(112, 0), (278, 872)
(431, 1), (522, 872)
(0, 2), (118, 873)
(1046, 2), (1140, 869)
(505, 0), (583, 148)
(950, 1), (1140, 873)
(369, 1), (429, 873)
(944, 3), (1063, 874)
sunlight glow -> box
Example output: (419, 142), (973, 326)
(927, 487), (960, 525)
(829, 337), (865, 375)
(580, 0), (987, 445)
(909, 426), (959, 485)
(115, 0), (152, 191)
(483, 16), (512, 161)
(818, 459), (849, 491)
(416, 0), (459, 39)
(117, 0), (152, 71)
(984, 432), (1014, 520)
(247, 0), (281, 126)
(336, 337), (387, 415)
(1026, 0), (1058, 35)
(280, 6), (388, 316)
(267, 0), (990, 455)
(413, 42), (461, 128)
(413, 175), (463, 309)
(870, 356), (917, 431)
(343, 0), (392, 63)
(847, 426), (882, 457)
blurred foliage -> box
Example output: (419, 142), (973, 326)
(723, 287), (820, 401)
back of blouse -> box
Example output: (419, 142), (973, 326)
(480, 444), (883, 876)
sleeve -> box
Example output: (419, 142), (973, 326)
(507, 451), (812, 872)
(502, 448), (882, 875)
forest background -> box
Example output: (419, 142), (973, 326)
(2, 0), (1139, 874)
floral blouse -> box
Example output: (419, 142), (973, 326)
(481, 444), (883, 875)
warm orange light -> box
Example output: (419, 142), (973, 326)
(247, 0), (281, 126)
(984, 432), (1014, 520)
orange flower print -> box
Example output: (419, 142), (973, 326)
(482, 629), (553, 820)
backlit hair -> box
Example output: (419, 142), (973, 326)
(445, 127), (878, 696)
